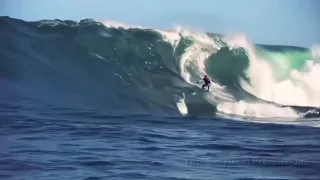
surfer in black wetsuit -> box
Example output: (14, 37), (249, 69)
(197, 75), (215, 91)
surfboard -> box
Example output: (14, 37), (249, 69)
(190, 89), (213, 95)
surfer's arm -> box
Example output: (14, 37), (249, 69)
(197, 79), (203, 83)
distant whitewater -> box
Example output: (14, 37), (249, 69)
(1, 16), (319, 121)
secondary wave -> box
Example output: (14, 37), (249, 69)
(1, 16), (319, 121)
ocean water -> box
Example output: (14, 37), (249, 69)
(1, 16), (320, 180)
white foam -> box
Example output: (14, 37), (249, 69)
(217, 111), (320, 128)
(217, 100), (299, 118)
(98, 20), (144, 29)
(177, 94), (188, 115)
(156, 29), (182, 53)
(226, 34), (320, 107)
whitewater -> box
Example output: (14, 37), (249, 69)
(105, 21), (320, 120)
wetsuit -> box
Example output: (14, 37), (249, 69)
(202, 77), (211, 91)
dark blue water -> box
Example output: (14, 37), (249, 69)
(1, 17), (320, 179)
(2, 102), (320, 180)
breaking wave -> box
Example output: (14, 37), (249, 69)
(1, 16), (319, 122)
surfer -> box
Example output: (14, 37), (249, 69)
(197, 75), (215, 91)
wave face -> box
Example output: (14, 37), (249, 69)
(1, 17), (319, 119)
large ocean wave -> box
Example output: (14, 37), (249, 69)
(1, 16), (319, 120)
